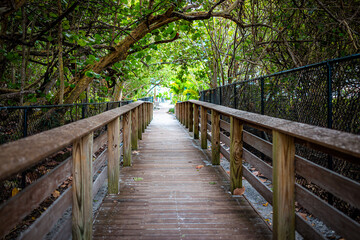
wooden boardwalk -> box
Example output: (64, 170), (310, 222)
(93, 104), (272, 240)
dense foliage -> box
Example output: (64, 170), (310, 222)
(0, 0), (358, 105)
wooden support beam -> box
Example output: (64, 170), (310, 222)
(131, 107), (138, 150)
(193, 104), (199, 139)
(181, 103), (184, 125)
(273, 130), (295, 240)
(211, 110), (220, 165)
(200, 106), (207, 149)
(72, 133), (93, 240)
(123, 111), (132, 166)
(107, 118), (120, 194)
(138, 105), (142, 140)
(230, 117), (243, 193)
(142, 104), (145, 133)
(185, 102), (189, 128)
(189, 103), (193, 132)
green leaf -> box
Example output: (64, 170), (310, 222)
(85, 71), (94, 77)
(146, 55), (151, 62)
(78, 38), (87, 47)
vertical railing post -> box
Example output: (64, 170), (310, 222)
(151, 102), (153, 121)
(72, 133), (93, 240)
(123, 111), (132, 166)
(272, 130), (295, 240)
(185, 102), (189, 128)
(107, 118), (120, 194)
(181, 103), (184, 125)
(193, 104), (199, 139)
(200, 106), (207, 149)
(131, 107), (138, 150)
(138, 105), (142, 140)
(142, 103), (145, 133)
(189, 102), (193, 132)
(326, 61), (334, 204)
(211, 109), (220, 165)
(230, 117), (243, 193)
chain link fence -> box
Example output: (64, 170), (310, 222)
(200, 54), (360, 215)
(0, 100), (134, 145)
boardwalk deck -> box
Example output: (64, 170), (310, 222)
(93, 103), (272, 240)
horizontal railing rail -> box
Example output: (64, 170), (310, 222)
(0, 101), (153, 239)
(175, 100), (360, 240)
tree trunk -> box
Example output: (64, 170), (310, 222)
(113, 80), (124, 101)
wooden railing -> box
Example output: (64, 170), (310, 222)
(176, 100), (360, 240)
(0, 101), (153, 240)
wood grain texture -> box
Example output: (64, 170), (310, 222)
(20, 188), (72, 240)
(189, 103), (193, 132)
(142, 103), (146, 133)
(0, 157), (71, 238)
(93, 166), (108, 198)
(200, 106), (207, 149)
(296, 184), (360, 240)
(138, 105), (142, 140)
(123, 111), (132, 167)
(230, 116), (243, 193)
(272, 130), (295, 240)
(189, 100), (360, 161)
(295, 213), (326, 240)
(131, 107), (138, 150)
(72, 133), (93, 240)
(0, 101), (143, 180)
(93, 131), (107, 153)
(93, 106), (271, 239)
(107, 117), (120, 194)
(211, 109), (220, 165)
(185, 102), (189, 129)
(243, 166), (273, 205)
(193, 104), (199, 139)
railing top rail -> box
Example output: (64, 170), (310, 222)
(0, 101), (146, 180)
(188, 100), (360, 161)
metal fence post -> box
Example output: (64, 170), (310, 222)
(261, 78), (265, 115)
(327, 61), (334, 205)
(233, 84), (237, 109)
(219, 87), (222, 105)
(23, 108), (28, 137)
(82, 104), (86, 119)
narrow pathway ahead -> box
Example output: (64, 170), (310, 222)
(93, 103), (272, 240)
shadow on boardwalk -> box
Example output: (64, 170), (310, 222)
(93, 102), (272, 239)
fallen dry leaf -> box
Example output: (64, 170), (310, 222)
(252, 171), (259, 176)
(52, 190), (60, 198)
(226, 171), (230, 175)
(259, 178), (267, 183)
(11, 188), (20, 197)
(298, 212), (307, 221)
(263, 202), (269, 207)
(196, 165), (204, 169)
(233, 187), (245, 195)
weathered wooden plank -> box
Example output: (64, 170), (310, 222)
(52, 217), (72, 240)
(220, 145), (230, 160)
(211, 110), (220, 165)
(0, 101), (143, 180)
(189, 103), (193, 132)
(242, 166), (273, 204)
(243, 130), (272, 158)
(243, 148), (272, 181)
(138, 105), (142, 140)
(185, 102), (189, 129)
(131, 107), (138, 150)
(220, 131), (230, 147)
(123, 111), (132, 167)
(189, 100), (360, 160)
(93, 166), (108, 197)
(230, 117), (243, 193)
(93, 149), (107, 175)
(295, 213), (326, 240)
(296, 184), (360, 240)
(93, 131), (107, 153)
(296, 155), (360, 209)
(200, 106), (207, 149)
(0, 157), (71, 238)
(272, 130), (295, 240)
(193, 104), (199, 139)
(20, 188), (72, 240)
(107, 117), (120, 194)
(220, 118), (230, 132)
(72, 133), (93, 240)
